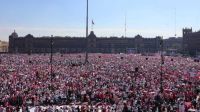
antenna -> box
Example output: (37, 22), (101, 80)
(125, 13), (127, 38)
(174, 8), (177, 37)
(196, 16), (199, 30)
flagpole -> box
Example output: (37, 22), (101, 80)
(85, 0), (89, 64)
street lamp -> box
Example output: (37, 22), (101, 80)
(50, 35), (53, 81)
(133, 67), (141, 110)
(160, 37), (164, 93)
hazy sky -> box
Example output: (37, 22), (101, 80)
(0, 0), (200, 41)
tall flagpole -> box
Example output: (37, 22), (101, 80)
(85, 0), (89, 64)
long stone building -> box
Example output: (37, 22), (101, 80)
(9, 28), (200, 56)
(9, 31), (163, 54)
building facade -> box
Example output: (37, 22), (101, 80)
(8, 29), (200, 55)
(182, 28), (200, 56)
(9, 31), (162, 54)
(0, 40), (8, 52)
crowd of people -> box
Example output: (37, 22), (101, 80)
(0, 53), (200, 112)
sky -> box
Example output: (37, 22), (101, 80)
(0, 0), (200, 41)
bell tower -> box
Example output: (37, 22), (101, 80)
(87, 31), (97, 52)
(183, 28), (192, 37)
(182, 28), (192, 53)
(9, 30), (19, 53)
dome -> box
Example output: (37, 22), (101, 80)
(25, 34), (34, 38)
(11, 30), (18, 38)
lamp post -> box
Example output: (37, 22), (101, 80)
(160, 37), (164, 93)
(50, 35), (53, 81)
(85, 0), (89, 64)
(134, 67), (141, 111)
